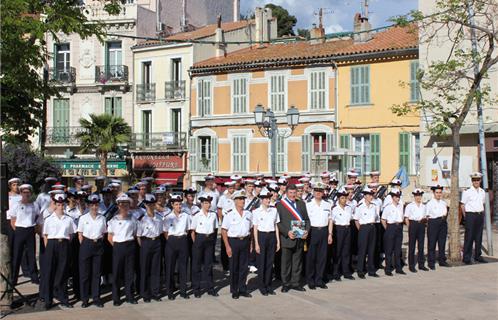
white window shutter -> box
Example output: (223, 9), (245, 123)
(211, 137), (218, 172)
(301, 134), (311, 172)
(189, 136), (198, 172)
(326, 132), (334, 152)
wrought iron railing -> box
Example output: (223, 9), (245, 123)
(49, 67), (76, 84)
(129, 132), (187, 151)
(95, 65), (129, 84)
(46, 127), (86, 146)
(136, 83), (156, 102)
(165, 80), (186, 100)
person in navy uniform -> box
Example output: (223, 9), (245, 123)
(190, 195), (219, 298)
(41, 193), (76, 309)
(305, 182), (333, 290)
(404, 188), (429, 272)
(163, 194), (191, 300)
(108, 194), (138, 306)
(425, 185), (449, 269)
(221, 190), (253, 299)
(77, 194), (107, 308)
(461, 172), (487, 264)
(331, 187), (355, 281)
(137, 194), (163, 303)
(252, 188), (280, 296)
(7, 178), (22, 272)
(381, 188), (406, 276)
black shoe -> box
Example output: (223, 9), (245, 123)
(194, 291), (201, 298)
(429, 265), (435, 270)
(81, 301), (89, 308)
(463, 260), (472, 265)
(439, 261), (450, 267)
(409, 267), (417, 273)
(113, 300), (121, 306)
(267, 289), (276, 295)
(259, 289), (268, 296)
(152, 296), (162, 302)
(317, 283), (328, 289)
(358, 273), (366, 279)
(60, 302), (73, 308)
(31, 278), (40, 285)
(168, 294), (175, 301)
(143, 298), (151, 303)
(127, 299), (138, 305)
(419, 266), (429, 271)
(333, 276), (342, 282)
(368, 273), (379, 278)
(396, 270), (407, 275)
(344, 275), (355, 280)
(94, 300), (104, 308)
(239, 292), (252, 298)
(207, 289), (219, 297)
(293, 286), (306, 292)
(385, 271), (393, 276)
(308, 284), (316, 290)
(180, 293), (189, 299)
(281, 286), (290, 293)
(475, 257), (488, 263)
(232, 293), (239, 299)
(44, 302), (53, 310)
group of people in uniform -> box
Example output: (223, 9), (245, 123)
(5, 169), (487, 308)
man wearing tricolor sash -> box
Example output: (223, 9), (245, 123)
(276, 184), (310, 293)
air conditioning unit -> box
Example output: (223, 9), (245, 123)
(158, 23), (166, 32)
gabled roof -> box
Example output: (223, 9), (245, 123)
(190, 25), (418, 75)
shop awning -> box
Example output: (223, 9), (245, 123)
(154, 172), (184, 185)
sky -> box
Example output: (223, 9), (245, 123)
(240, 0), (418, 33)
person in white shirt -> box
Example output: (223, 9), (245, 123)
(77, 194), (107, 308)
(425, 185), (449, 269)
(221, 190), (253, 299)
(345, 184), (358, 259)
(163, 194), (191, 300)
(107, 194), (138, 306)
(190, 195), (219, 298)
(182, 187), (200, 216)
(34, 177), (58, 212)
(41, 193), (76, 309)
(202, 174), (220, 211)
(6, 178), (22, 272)
(461, 172), (487, 264)
(65, 188), (83, 299)
(137, 194), (163, 303)
(381, 188), (405, 276)
(382, 179), (404, 209)
(127, 188), (146, 220)
(331, 188), (354, 281)
(305, 182), (333, 290)
(252, 188), (280, 296)
(10, 184), (40, 286)
(217, 181), (236, 272)
(354, 187), (380, 278)
(404, 189), (429, 272)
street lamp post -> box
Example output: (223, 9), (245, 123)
(254, 104), (300, 178)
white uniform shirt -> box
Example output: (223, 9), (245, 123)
(381, 203), (404, 224)
(130, 207), (146, 220)
(461, 187), (485, 212)
(182, 203), (200, 216)
(331, 205), (353, 226)
(35, 193), (52, 212)
(65, 206), (82, 225)
(404, 202), (426, 221)
(346, 199), (357, 220)
(137, 213), (163, 238)
(77, 213), (107, 240)
(43, 214), (77, 239)
(107, 216), (137, 242)
(10, 202), (39, 228)
(252, 205), (280, 232)
(382, 194), (404, 209)
(190, 210), (218, 235)
(163, 211), (191, 236)
(425, 198), (448, 219)
(201, 188), (220, 211)
(156, 207), (171, 219)
(306, 199), (332, 227)
(218, 193), (235, 212)
(7, 194), (22, 219)
(353, 202), (380, 225)
(221, 208), (253, 238)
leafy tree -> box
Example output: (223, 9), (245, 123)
(297, 28), (310, 39)
(0, 0), (122, 145)
(2, 143), (61, 194)
(391, 0), (498, 261)
(75, 114), (131, 176)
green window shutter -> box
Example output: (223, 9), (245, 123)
(399, 132), (410, 170)
(104, 42), (110, 68)
(301, 134), (311, 172)
(211, 137), (218, 172)
(53, 44), (58, 77)
(104, 97), (111, 115)
(326, 132), (334, 152)
(115, 97), (122, 117)
(364, 65), (370, 104)
(189, 136), (197, 172)
(370, 133), (380, 171)
(340, 134), (350, 150)
(410, 61), (420, 102)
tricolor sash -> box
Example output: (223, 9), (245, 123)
(281, 197), (303, 221)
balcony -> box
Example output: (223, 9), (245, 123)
(136, 83), (156, 103)
(129, 132), (187, 151)
(81, 3), (139, 22)
(46, 127), (85, 146)
(49, 67), (76, 84)
(95, 65), (129, 84)
(165, 80), (186, 101)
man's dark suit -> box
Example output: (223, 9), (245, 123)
(277, 198), (310, 288)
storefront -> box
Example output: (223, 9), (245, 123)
(52, 158), (129, 187)
(132, 153), (186, 189)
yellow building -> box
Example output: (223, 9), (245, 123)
(188, 16), (419, 185)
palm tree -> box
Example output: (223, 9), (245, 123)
(76, 113), (131, 176)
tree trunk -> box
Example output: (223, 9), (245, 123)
(100, 152), (108, 176)
(448, 127), (462, 262)
(493, 159), (498, 223)
(0, 232), (12, 312)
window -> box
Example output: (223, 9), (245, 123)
(269, 74), (286, 112)
(106, 41), (122, 77)
(55, 43), (70, 72)
(399, 132), (420, 175)
(352, 135), (371, 174)
(340, 134), (350, 150)
(171, 58), (182, 82)
(312, 133), (327, 153)
(53, 99), (70, 143)
(351, 65), (370, 105)
(190, 136), (218, 172)
(142, 61), (151, 84)
(232, 77), (248, 113)
(142, 110), (152, 147)
(171, 109), (181, 133)
(197, 79), (212, 116)
(410, 60), (420, 102)
(310, 70), (326, 110)
(200, 137), (211, 161)
(232, 135), (248, 172)
(274, 134), (287, 173)
(104, 97), (122, 117)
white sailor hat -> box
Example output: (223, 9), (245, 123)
(143, 193), (157, 204)
(390, 179), (402, 186)
(110, 179), (122, 185)
(368, 182), (379, 189)
(389, 188), (402, 197)
(336, 187), (349, 197)
(116, 194), (132, 204)
(232, 190), (247, 200)
(320, 171), (331, 178)
(254, 180), (265, 187)
(298, 177), (310, 183)
(73, 175), (85, 182)
(184, 186), (197, 194)
(412, 188), (424, 195)
(81, 184), (93, 191)
(265, 179), (277, 185)
(153, 186), (167, 194)
(53, 193), (67, 203)
(85, 194), (101, 204)
(76, 190), (88, 198)
(204, 173), (215, 181)
(312, 182), (327, 190)
(277, 177), (288, 185)
(109, 182), (121, 188)
(19, 184), (33, 192)
(142, 177), (155, 183)
(127, 188), (139, 195)
(135, 181), (147, 187)
(347, 169), (359, 177)
(295, 183), (304, 189)
(330, 176), (339, 184)
(101, 187), (112, 194)
(44, 177), (58, 183)
(49, 189), (65, 196)
(198, 193), (213, 202)
(354, 178), (363, 185)
(169, 194), (183, 203)
(255, 173), (265, 178)
(224, 181), (236, 187)
(280, 174), (290, 180)
(230, 174), (242, 181)
(268, 183), (279, 192)
(8, 177), (21, 185)
(470, 172), (483, 179)
(344, 184), (355, 190)
(303, 172), (312, 178)
(66, 188), (78, 198)
(362, 186), (375, 195)
(258, 187), (272, 198)
(244, 179), (256, 185)
(52, 183), (66, 190)
(430, 184), (443, 191)
(95, 176), (106, 181)
(368, 171), (380, 176)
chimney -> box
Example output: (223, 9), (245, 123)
(263, 7), (272, 42)
(353, 1), (372, 43)
(309, 23), (325, 44)
(215, 15), (225, 58)
(255, 7), (264, 44)
(233, 0), (240, 22)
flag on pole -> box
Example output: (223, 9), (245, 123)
(396, 166), (410, 189)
